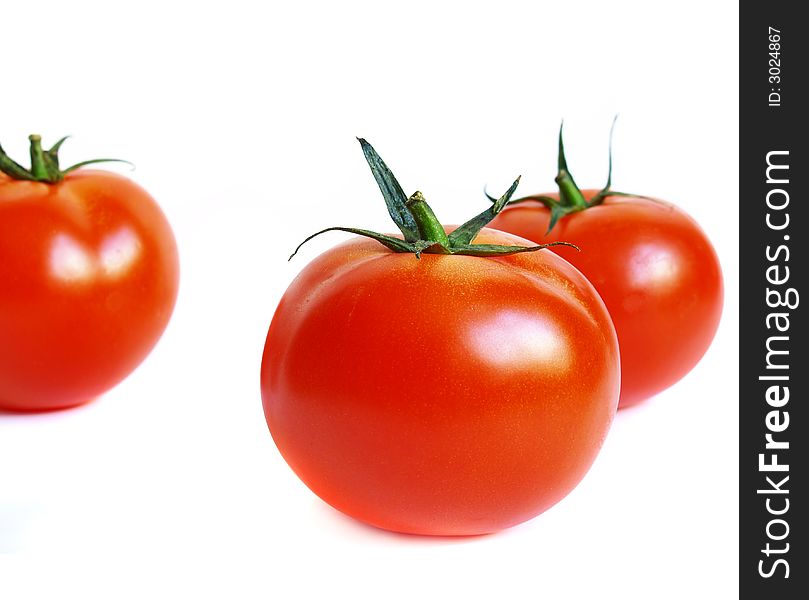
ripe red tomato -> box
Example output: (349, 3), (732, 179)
(489, 140), (723, 408)
(260, 140), (619, 535)
(0, 136), (179, 412)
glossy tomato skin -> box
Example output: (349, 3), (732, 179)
(261, 228), (619, 536)
(489, 192), (723, 408)
(0, 170), (179, 411)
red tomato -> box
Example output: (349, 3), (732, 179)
(0, 139), (179, 412)
(489, 190), (722, 408)
(261, 226), (619, 535)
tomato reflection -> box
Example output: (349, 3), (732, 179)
(49, 227), (141, 283)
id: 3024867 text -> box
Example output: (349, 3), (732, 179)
(768, 27), (781, 107)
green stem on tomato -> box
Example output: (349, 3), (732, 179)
(406, 191), (450, 248)
(290, 138), (578, 260)
(0, 134), (130, 184)
(28, 135), (51, 180)
(491, 117), (652, 234)
(555, 171), (588, 209)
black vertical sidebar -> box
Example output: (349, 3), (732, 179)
(740, 3), (806, 599)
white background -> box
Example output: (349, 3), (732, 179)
(1, 1), (738, 598)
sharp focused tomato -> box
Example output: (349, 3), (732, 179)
(0, 136), (179, 411)
(489, 127), (723, 408)
(260, 140), (620, 535)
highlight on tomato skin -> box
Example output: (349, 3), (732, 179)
(260, 139), (621, 536)
(0, 135), (179, 412)
(487, 123), (723, 408)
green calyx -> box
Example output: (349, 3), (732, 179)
(495, 117), (647, 234)
(0, 135), (131, 183)
(290, 138), (575, 260)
